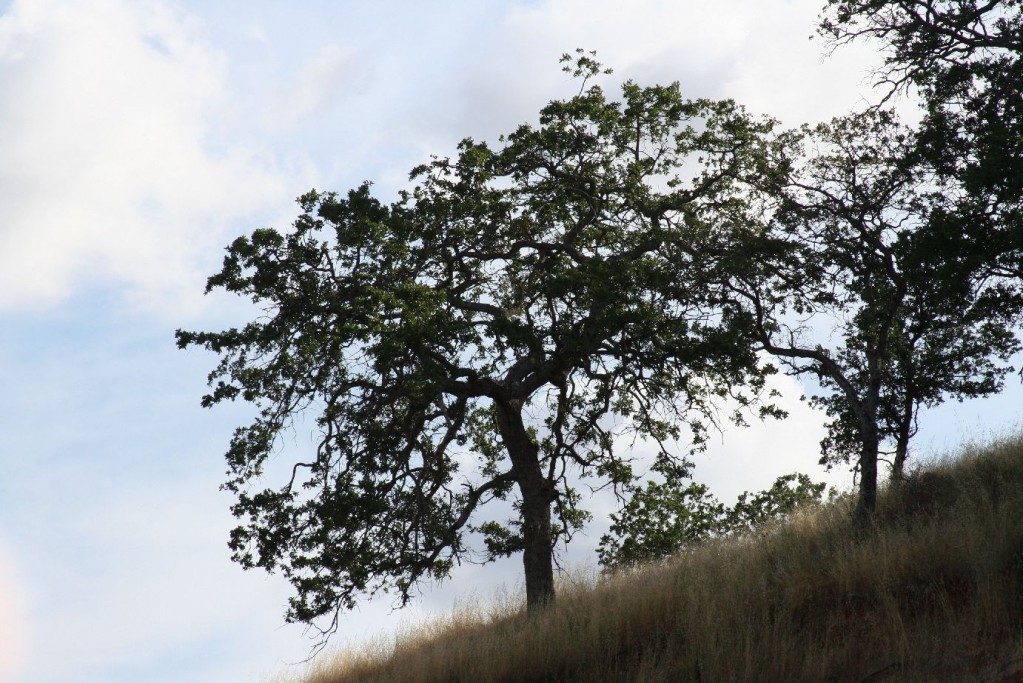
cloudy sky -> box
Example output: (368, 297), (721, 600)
(0, 1), (1020, 681)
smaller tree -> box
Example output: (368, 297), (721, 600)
(597, 481), (724, 569)
(726, 109), (1021, 523)
(597, 474), (825, 570)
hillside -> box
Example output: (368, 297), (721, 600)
(292, 432), (1023, 682)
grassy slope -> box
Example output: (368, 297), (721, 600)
(297, 433), (1023, 683)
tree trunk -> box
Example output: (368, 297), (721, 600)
(494, 399), (555, 612)
(519, 476), (555, 612)
(854, 425), (880, 527)
(891, 430), (909, 486)
(854, 350), (886, 527)
(890, 392), (915, 485)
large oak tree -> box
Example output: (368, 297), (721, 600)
(176, 54), (777, 640)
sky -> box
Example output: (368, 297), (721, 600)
(0, 1), (1019, 681)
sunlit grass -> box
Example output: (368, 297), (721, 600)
(283, 431), (1023, 682)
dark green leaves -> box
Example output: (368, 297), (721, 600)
(177, 53), (783, 642)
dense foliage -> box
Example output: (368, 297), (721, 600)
(819, 0), (1022, 281)
(177, 53), (781, 638)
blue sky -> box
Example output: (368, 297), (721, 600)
(0, 1), (1019, 681)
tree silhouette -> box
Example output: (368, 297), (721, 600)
(176, 53), (778, 640)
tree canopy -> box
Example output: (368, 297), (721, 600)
(820, 0), (1023, 280)
(176, 53), (780, 639)
(726, 109), (1022, 521)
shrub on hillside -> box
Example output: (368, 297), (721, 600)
(598, 473), (827, 569)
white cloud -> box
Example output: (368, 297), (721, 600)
(0, 0), (291, 315)
(438, 0), (889, 144)
(692, 370), (847, 502)
(268, 43), (366, 129)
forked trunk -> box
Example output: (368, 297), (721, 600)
(854, 426), (880, 527)
(890, 403), (914, 486)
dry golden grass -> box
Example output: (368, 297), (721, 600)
(288, 432), (1023, 682)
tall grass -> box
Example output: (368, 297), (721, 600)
(295, 432), (1023, 682)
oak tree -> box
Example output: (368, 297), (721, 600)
(816, 1), (1023, 514)
(731, 109), (1021, 522)
(176, 54), (777, 640)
